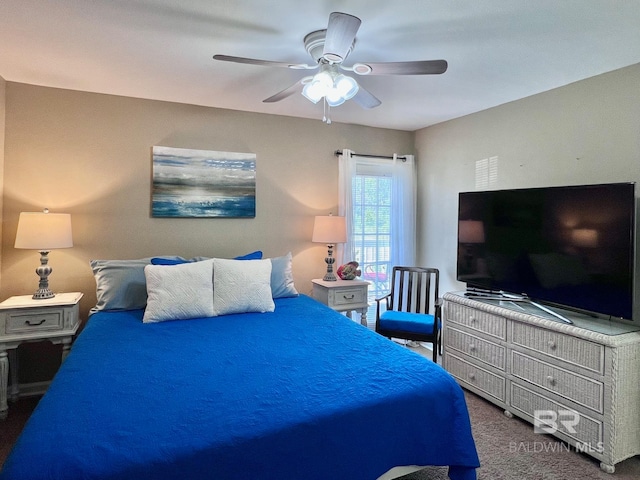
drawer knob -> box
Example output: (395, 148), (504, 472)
(468, 373), (476, 381)
(469, 316), (476, 322)
(547, 340), (557, 349)
(343, 294), (355, 300)
(25, 318), (47, 326)
(469, 344), (476, 351)
(546, 375), (556, 386)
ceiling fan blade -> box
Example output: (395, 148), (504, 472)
(322, 12), (361, 62)
(263, 80), (304, 103)
(213, 54), (316, 70)
(353, 86), (381, 109)
(352, 60), (448, 75)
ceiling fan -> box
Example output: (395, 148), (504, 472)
(213, 12), (447, 122)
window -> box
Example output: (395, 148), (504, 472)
(338, 150), (416, 325)
(351, 172), (392, 303)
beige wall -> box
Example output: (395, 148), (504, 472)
(2, 83), (413, 319)
(415, 63), (640, 321)
(3, 64), (639, 323)
(0, 76), (4, 294)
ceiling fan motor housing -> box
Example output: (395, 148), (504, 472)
(304, 30), (355, 64)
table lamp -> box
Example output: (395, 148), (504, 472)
(14, 209), (73, 299)
(312, 214), (347, 281)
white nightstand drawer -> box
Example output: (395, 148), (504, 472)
(445, 326), (506, 370)
(0, 292), (83, 419)
(510, 382), (604, 450)
(312, 279), (369, 327)
(5, 309), (65, 334)
(445, 302), (506, 340)
(511, 350), (604, 413)
(445, 352), (506, 403)
(332, 287), (366, 306)
(511, 322), (604, 374)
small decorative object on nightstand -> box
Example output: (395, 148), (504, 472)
(312, 278), (369, 326)
(0, 292), (83, 420)
(337, 261), (361, 280)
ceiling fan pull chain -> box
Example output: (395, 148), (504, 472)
(324, 99), (332, 124)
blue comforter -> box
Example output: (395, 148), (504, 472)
(1, 295), (478, 480)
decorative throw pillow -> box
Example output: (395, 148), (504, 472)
(152, 251), (263, 265)
(142, 259), (215, 323)
(231, 250), (263, 261)
(270, 252), (298, 299)
(90, 256), (184, 314)
(212, 258), (275, 316)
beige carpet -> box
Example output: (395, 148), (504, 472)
(396, 390), (640, 480)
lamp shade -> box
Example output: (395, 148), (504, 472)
(15, 212), (73, 250)
(312, 215), (347, 244)
(572, 228), (599, 248)
(458, 220), (485, 244)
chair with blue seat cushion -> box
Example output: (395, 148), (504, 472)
(375, 266), (441, 363)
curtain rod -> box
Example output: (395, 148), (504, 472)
(334, 150), (407, 161)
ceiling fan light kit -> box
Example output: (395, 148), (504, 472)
(301, 63), (359, 106)
(213, 11), (448, 122)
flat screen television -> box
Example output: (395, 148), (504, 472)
(457, 182), (636, 320)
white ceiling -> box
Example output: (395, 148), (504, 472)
(1, 1), (640, 131)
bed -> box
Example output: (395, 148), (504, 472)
(0, 255), (479, 480)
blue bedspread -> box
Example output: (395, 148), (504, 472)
(1, 295), (478, 480)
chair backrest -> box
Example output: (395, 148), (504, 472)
(387, 266), (439, 314)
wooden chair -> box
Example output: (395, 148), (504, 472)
(374, 266), (441, 363)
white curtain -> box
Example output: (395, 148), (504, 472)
(337, 150), (416, 267)
(337, 149), (356, 265)
(391, 153), (416, 266)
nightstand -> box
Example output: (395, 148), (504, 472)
(312, 279), (369, 326)
(0, 292), (83, 419)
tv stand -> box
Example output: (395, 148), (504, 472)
(526, 300), (573, 324)
(465, 291), (573, 324)
(443, 292), (640, 473)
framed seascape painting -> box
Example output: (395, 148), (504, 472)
(152, 146), (256, 218)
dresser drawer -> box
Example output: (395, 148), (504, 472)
(510, 382), (604, 452)
(445, 352), (506, 402)
(445, 302), (506, 340)
(511, 351), (604, 413)
(445, 326), (506, 370)
(331, 287), (366, 306)
(4, 309), (65, 334)
(511, 322), (604, 374)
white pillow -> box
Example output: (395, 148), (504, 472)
(143, 259), (215, 323)
(212, 258), (275, 316)
(270, 252), (299, 299)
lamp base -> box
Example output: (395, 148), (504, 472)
(32, 250), (55, 300)
(323, 244), (338, 281)
(32, 288), (55, 300)
(323, 271), (338, 282)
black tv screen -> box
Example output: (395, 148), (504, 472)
(457, 182), (635, 320)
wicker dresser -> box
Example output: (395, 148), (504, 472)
(443, 292), (640, 473)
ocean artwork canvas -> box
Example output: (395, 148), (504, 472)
(152, 146), (256, 218)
